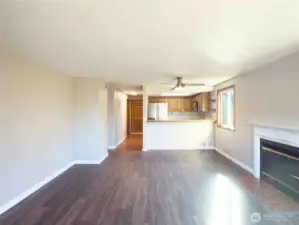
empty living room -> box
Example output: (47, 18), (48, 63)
(1, 1), (299, 225)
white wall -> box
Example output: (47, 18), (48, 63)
(0, 49), (73, 207)
(107, 84), (127, 149)
(146, 121), (214, 150)
(73, 78), (108, 161)
(114, 91), (127, 146)
(142, 88), (149, 150)
(107, 84), (116, 147)
(215, 52), (299, 169)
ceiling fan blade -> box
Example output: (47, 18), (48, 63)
(160, 82), (174, 85)
(170, 86), (177, 90)
(184, 83), (206, 86)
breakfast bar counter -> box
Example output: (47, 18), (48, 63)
(144, 120), (215, 150)
(147, 119), (216, 123)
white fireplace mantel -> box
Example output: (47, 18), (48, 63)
(247, 120), (299, 132)
(252, 123), (299, 179)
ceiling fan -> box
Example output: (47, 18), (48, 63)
(161, 77), (206, 91)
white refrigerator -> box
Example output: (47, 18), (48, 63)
(148, 103), (168, 120)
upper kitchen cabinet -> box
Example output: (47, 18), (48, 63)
(149, 97), (167, 103)
(167, 97), (192, 112)
(167, 97), (182, 112)
(192, 92), (210, 112)
(201, 92), (210, 112)
(149, 96), (193, 112)
(182, 97), (192, 112)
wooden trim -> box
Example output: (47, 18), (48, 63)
(217, 85), (235, 131)
(217, 85), (235, 93)
(218, 126), (236, 132)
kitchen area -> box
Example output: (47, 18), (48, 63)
(144, 91), (216, 150)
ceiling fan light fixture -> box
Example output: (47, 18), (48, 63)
(166, 77), (206, 91)
(174, 85), (184, 91)
(130, 92), (138, 95)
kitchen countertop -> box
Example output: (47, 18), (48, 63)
(147, 119), (216, 123)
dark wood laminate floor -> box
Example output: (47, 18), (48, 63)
(116, 135), (143, 152)
(1, 150), (298, 225)
(109, 135), (143, 153)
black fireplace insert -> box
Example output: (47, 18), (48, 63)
(260, 138), (299, 201)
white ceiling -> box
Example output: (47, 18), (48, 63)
(113, 83), (143, 95)
(144, 84), (214, 96)
(1, 0), (299, 86)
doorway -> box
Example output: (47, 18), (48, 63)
(127, 99), (143, 135)
(113, 98), (143, 152)
(107, 84), (143, 152)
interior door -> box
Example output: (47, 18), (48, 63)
(130, 100), (143, 134)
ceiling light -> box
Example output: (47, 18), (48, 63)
(130, 92), (138, 96)
(173, 86), (184, 91)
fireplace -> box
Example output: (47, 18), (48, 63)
(260, 138), (299, 200)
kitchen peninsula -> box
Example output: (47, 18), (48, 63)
(144, 94), (216, 150)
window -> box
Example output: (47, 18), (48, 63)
(217, 86), (235, 131)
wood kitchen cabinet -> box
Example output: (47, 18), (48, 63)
(167, 97), (182, 112)
(149, 97), (167, 103)
(149, 96), (193, 112)
(182, 97), (192, 112)
(201, 92), (210, 112)
(192, 92), (210, 112)
(167, 97), (192, 112)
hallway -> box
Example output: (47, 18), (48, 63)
(114, 135), (143, 152)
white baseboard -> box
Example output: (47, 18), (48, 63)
(214, 147), (254, 175)
(201, 146), (215, 150)
(0, 148), (254, 216)
(0, 161), (75, 215)
(0, 153), (109, 216)
(142, 148), (147, 151)
(74, 153), (109, 165)
(108, 136), (126, 150)
(116, 136), (126, 147)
